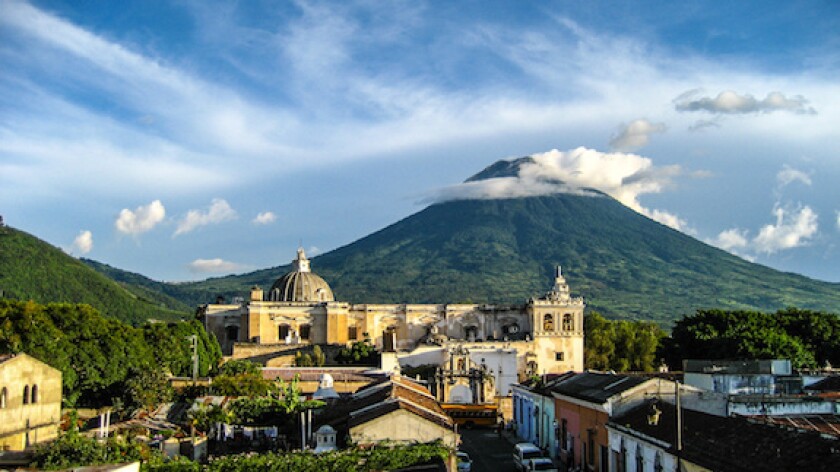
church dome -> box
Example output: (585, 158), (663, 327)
(267, 248), (334, 302)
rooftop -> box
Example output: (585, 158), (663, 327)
(609, 400), (840, 471)
(547, 372), (649, 404)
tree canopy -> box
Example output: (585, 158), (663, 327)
(584, 312), (665, 372)
(0, 299), (221, 407)
(660, 308), (840, 370)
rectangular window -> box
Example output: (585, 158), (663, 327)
(348, 326), (358, 340)
(588, 430), (595, 465)
(555, 352), (564, 361)
(560, 419), (568, 451)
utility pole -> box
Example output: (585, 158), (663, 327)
(186, 335), (199, 385)
(676, 380), (683, 467)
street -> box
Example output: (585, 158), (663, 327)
(458, 427), (516, 472)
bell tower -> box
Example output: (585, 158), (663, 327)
(528, 265), (585, 373)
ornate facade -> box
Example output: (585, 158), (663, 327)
(204, 249), (585, 388)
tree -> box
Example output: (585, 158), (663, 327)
(218, 359), (260, 377)
(143, 320), (222, 378)
(661, 308), (833, 370)
(32, 429), (156, 469)
(584, 312), (614, 370)
(212, 372), (276, 397)
(125, 367), (174, 412)
(312, 345), (326, 367)
(336, 339), (379, 365)
(584, 312), (664, 372)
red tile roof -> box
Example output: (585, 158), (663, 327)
(747, 414), (840, 437)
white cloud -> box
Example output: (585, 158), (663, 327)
(115, 200), (166, 235)
(753, 205), (818, 254)
(187, 258), (244, 274)
(710, 205), (818, 256)
(70, 230), (93, 255)
(711, 228), (749, 251)
(174, 199), (237, 236)
(609, 119), (667, 150)
(252, 211), (277, 225)
(836, 211), (840, 231)
(307, 246), (321, 256)
(674, 90), (816, 115)
(641, 208), (691, 233)
(429, 147), (689, 231)
(776, 165), (812, 188)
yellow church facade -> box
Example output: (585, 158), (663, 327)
(203, 249), (584, 381)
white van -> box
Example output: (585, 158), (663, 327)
(527, 457), (558, 472)
(512, 442), (543, 471)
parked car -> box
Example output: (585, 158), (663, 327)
(513, 442), (543, 472)
(456, 451), (472, 472)
(527, 457), (558, 472)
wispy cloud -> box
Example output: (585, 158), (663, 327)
(609, 119), (667, 151)
(674, 90), (816, 115)
(687, 118), (722, 132)
(174, 199), (237, 236)
(187, 258), (244, 274)
(776, 165), (812, 188)
(115, 200), (166, 235)
(70, 230), (93, 255)
(252, 211), (277, 225)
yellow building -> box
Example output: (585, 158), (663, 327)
(0, 353), (62, 450)
(203, 249), (584, 385)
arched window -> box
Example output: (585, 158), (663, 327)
(279, 324), (290, 341)
(299, 324), (311, 340)
(31, 385), (38, 404)
(543, 314), (554, 331)
(0, 387), (6, 409)
(464, 326), (478, 341)
(562, 314), (574, 331)
(23, 385), (29, 405)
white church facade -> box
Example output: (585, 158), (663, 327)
(203, 248), (585, 390)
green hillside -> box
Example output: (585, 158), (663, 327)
(0, 226), (188, 325)
(80, 258), (192, 313)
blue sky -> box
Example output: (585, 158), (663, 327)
(1, 0), (839, 283)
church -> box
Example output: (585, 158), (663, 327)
(203, 248), (585, 398)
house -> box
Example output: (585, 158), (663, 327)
(683, 359), (794, 395)
(316, 374), (459, 448)
(0, 353), (62, 450)
(607, 398), (840, 471)
(549, 372), (678, 472)
(511, 373), (576, 457)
